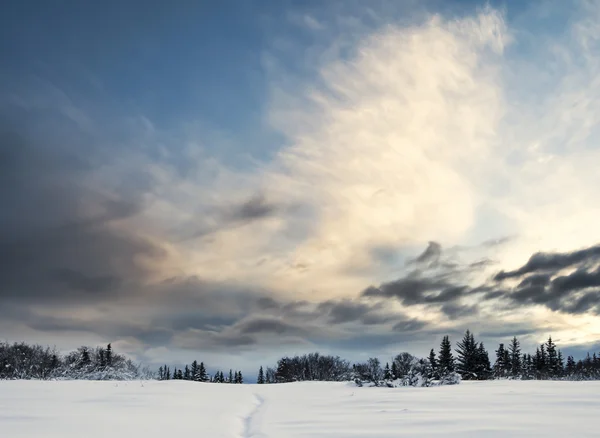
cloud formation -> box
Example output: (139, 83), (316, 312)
(4, 1), (600, 371)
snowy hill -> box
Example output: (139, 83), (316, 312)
(2, 380), (600, 437)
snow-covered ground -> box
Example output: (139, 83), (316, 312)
(2, 380), (600, 437)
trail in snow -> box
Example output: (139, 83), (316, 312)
(242, 394), (266, 438)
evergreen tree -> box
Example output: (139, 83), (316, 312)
(184, 365), (190, 380)
(438, 336), (455, 375)
(494, 343), (507, 378)
(198, 362), (208, 382)
(476, 343), (492, 380)
(508, 337), (522, 378)
(99, 348), (106, 369)
(166, 367), (171, 380)
(545, 336), (558, 378)
(106, 343), (113, 367)
(455, 330), (478, 380)
(557, 351), (565, 377)
(177, 369), (183, 380)
(229, 369), (234, 383)
(258, 366), (265, 384)
(566, 355), (576, 376)
(383, 362), (392, 380)
(428, 349), (438, 379)
(238, 371), (243, 384)
(391, 361), (399, 379)
(80, 347), (91, 367)
(539, 344), (547, 377)
(191, 360), (199, 381)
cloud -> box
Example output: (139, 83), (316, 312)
(413, 241), (442, 268)
(0, 124), (167, 306)
(7, 1), (600, 370)
(494, 245), (600, 280)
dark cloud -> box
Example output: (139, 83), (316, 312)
(235, 317), (307, 336)
(494, 244), (600, 281)
(488, 245), (600, 315)
(0, 122), (165, 306)
(414, 241), (442, 267)
(317, 299), (391, 325)
(392, 318), (428, 332)
(361, 275), (473, 316)
(231, 194), (277, 221)
(439, 303), (479, 320)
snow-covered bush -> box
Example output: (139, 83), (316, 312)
(438, 371), (461, 385)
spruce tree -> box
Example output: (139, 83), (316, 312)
(455, 330), (478, 380)
(494, 343), (507, 378)
(475, 342), (492, 380)
(238, 371), (243, 384)
(229, 369), (234, 383)
(258, 366), (265, 384)
(557, 351), (565, 377)
(428, 349), (438, 379)
(438, 335), (455, 375)
(80, 347), (91, 368)
(184, 365), (190, 380)
(198, 362), (208, 382)
(383, 362), (392, 380)
(106, 343), (112, 367)
(191, 360), (199, 381)
(540, 344), (547, 377)
(391, 361), (399, 380)
(508, 337), (522, 378)
(545, 336), (558, 377)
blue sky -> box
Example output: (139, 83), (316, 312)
(2, 0), (600, 374)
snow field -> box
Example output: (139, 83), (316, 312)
(1, 380), (600, 437)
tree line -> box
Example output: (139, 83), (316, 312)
(158, 361), (244, 384)
(0, 341), (151, 380)
(3, 331), (600, 383)
(255, 330), (600, 385)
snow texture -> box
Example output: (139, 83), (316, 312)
(1, 380), (599, 437)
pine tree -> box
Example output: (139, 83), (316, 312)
(391, 361), (399, 380)
(257, 366), (265, 384)
(198, 362), (208, 382)
(428, 349), (438, 379)
(508, 337), (522, 378)
(383, 362), (392, 380)
(106, 343), (113, 367)
(184, 365), (190, 380)
(438, 335), (455, 375)
(238, 371), (243, 384)
(539, 344), (547, 377)
(166, 367), (171, 380)
(456, 330), (478, 380)
(494, 343), (507, 378)
(557, 351), (565, 377)
(475, 343), (492, 380)
(545, 336), (558, 378)
(191, 360), (199, 381)
(566, 355), (576, 377)
(99, 348), (106, 369)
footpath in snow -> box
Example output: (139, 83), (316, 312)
(2, 380), (600, 437)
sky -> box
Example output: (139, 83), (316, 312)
(3, 0), (600, 376)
